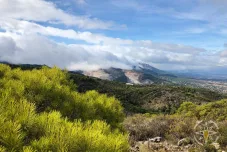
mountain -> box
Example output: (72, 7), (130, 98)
(134, 63), (169, 75)
(83, 63), (175, 85)
(82, 63), (227, 93)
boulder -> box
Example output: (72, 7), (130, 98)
(149, 137), (162, 143)
(177, 138), (193, 146)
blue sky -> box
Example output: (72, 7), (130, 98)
(0, 0), (227, 71)
(48, 0), (227, 50)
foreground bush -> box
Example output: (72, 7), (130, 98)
(0, 64), (124, 127)
(0, 64), (129, 151)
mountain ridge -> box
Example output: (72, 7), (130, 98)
(83, 63), (174, 85)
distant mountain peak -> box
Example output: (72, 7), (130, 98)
(82, 63), (173, 85)
(138, 63), (157, 70)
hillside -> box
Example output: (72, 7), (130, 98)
(4, 63), (226, 114)
(70, 72), (225, 114)
(83, 67), (169, 85)
(81, 63), (227, 94)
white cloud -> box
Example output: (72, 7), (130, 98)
(184, 28), (207, 34)
(0, 34), (133, 71)
(220, 50), (227, 57)
(0, 0), (225, 71)
(1, 18), (206, 56)
(74, 0), (87, 5)
(135, 40), (205, 54)
(0, 28), (223, 71)
(0, 18), (133, 45)
(0, 17), (217, 71)
(0, 0), (118, 30)
(112, 0), (227, 35)
(0, 36), (19, 60)
(170, 0), (227, 34)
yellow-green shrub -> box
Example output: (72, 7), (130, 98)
(0, 64), (124, 127)
(177, 100), (227, 121)
(0, 64), (129, 151)
(0, 146), (6, 152)
(30, 112), (129, 152)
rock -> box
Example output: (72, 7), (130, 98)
(173, 145), (179, 149)
(130, 146), (139, 152)
(184, 145), (191, 149)
(149, 137), (162, 143)
(177, 138), (192, 146)
(211, 142), (220, 150)
(135, 145), (139, 151)
(137, 141), (144, 145)
(143, 141), (149, 145)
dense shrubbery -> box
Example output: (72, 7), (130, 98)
(177, 100), (227, 121)
(177, 100), (227, 149)
(0, 65), (124, 127)
(70, 72), (224, 114)
(0, 64), (128, 151)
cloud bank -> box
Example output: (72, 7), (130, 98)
(0, 0), (119, 30)
(0, 0), (226, 71)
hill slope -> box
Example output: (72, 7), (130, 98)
(4, 63), (226, 114)
(70, 72), (225, 114)
(83, 67), (168, 85)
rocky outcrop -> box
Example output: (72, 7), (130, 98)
(149, 137), (162, 143)
(177, 138), (193, 146)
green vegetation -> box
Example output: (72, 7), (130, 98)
(5, 63), (225, 114)
(0, 64), (128, 151)
(2, 63), (227, 151)
(124, 114), (196, 143)
(125, 99), (227, 151)
(70, 72), (224, 114)
(218, 121), (227, 146)
(177, 99), (227, 121)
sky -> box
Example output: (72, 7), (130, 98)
(0, 0), (227, 71)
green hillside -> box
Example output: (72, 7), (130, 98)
(5, 63), (225, 114)
(69, 72), (225, 114)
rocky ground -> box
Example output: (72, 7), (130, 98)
(131, 141), (193, 152)
(130, 139), (226, 152)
